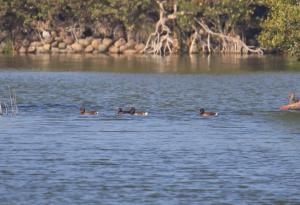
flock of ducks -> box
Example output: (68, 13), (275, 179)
(80, 92), (298, 117)
(80, 106), (217, 117)
(2, 92), (296, 117)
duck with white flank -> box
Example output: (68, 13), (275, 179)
(80, 106), (99, 115)
(280, 92), (300, 111)
(199, 108), (218, 117)
(118, 107), (148, 116)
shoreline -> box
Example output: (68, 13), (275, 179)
(0, 30), (274, 57)
(0, 35), (147, 56)
(0, 52), (292, 59)
(0, 53), (298, 74)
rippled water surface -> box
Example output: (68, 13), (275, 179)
(1, 55), (300, 204)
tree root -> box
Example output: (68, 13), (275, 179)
(195, 19), (263, 55)
(143, 1), (176, 56)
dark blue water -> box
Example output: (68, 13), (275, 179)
(0, 55), (300, 204)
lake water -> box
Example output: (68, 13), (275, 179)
(0, 54), (300, 204)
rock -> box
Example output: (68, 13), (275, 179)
(27, 46), (36, 53)
(66, 45), (73, 52)
(55, 36), (63, 42)
(0, 31), (8, 41)
(86, 37), (94, 44)
(102, 38), (113, 47)
(0, 42), (5, 49)
(123, 49), (137, 55)
(108, 46), (119, 54)
(119, 45), (127, 53)
(51, 47), (60, 53)
(125, 40), (136, 49)
(30, 41), (43, 47)
(92, 50), (99, 54)
(64, 36), (74, 45)
(44, 37), (53, 44)
(22, 39), (30, 47)
(51, 31), (57, 38)
(43, 44), (51, 52)
(30, 34), (39, 42)
(78, 38), (90, 47)
(114, 38), (126, 48)
(42, 30), (51, 39)
(84, 45), (94, 53)
(51, 41), (58, 48)
(135, 43), (145, 51)
(71, 42), (83, 52)
(91, 39), (101, 49)
(58, 30), (66, 38)
(19, 46), (27, 53)
(98, 44), (108, 53)
(0, 41), (5, 49)
(59, 49), (67, 53)
(36, 46), (45, 53)
(58, 42), (67, 49)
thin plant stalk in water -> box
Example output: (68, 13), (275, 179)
(0, 100), (2, 115)
(8, 87), (18, 116)
(12, 89), (18, 114)
(1, 87), (18, 116)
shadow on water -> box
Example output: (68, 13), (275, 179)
(0, 54), (299, 73)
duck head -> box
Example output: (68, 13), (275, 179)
(130, 107), (136, 115)
(199, 108), (205, 114)
(117, 108), (123, 114)
(80, 107), (85, 114)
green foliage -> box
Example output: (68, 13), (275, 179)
(259, 0), (300, 54)
(176, 0), (202, 32)
(88, 0), (154, 28)
(2, 38), (13, 55)
(173, 0), (268, 45)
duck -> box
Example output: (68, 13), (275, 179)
(118, 107), (148, 116)
(280, 92), (300, 110)
(199, 108), (218, 117)
(288, 92), (300, 104)
(132, 108), (149, 116)
(80, 107), (98, 115)
(0, 103), (7, 116)
(117, 107), (131, 115)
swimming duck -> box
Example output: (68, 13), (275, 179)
(117, 108), (131, 115)
(80, 107), (98, 115)
(118, 107), (148, 116)
(280, 92), (300, 110)
(288, 92), (300, 104)
(0, 103), (7, 116)
(199, 108), (218, 117)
